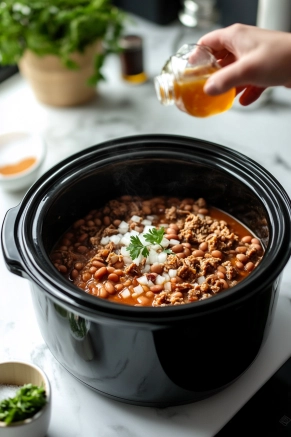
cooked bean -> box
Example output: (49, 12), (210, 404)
(198, 208), (209, 215)
(241, 236), (252, 243)
(107, 266), (115, 274)
(82, 272), (91, 282)
(176, 252), (186, 259)
(182, 242), (191, 248)
(245, 262), (255, 272)
(92, 260), (106, 268)
(211, 250), (223, 259)
(137, 296), (150, 306)
(236, 254), (248, 263)
(220, 280), (229, 289)
(105, 281), (115, 294)
(167, 234), (180, 240)
(183, 248), (191, 257)
(58, 265), (67, 274)
(108, 273), (119, 282)
(235, 261), (244, 269)
(150, 285), (164, 293)
(217, 266), (226, 273)
(184, 204), (193, 211)
(89, 266), (97, 273)
(172, 291), (183, 298)
(150, 264), (164, 274)
(113, 219), (121, 227)
(217, 271), (225, 279)
(172, 244), (184, 253)
(115, 284), (124, 292)
(71, 269), (79, 279)
(77, 245), (88, 254)
(199, 242), (208, 252)
(169, 223), (179, 231)
(99, 287), (109, 298)
(103, 216), (111, 226)
(252, 244), (262, 252)
(78, 233), (88, 242)
(94, 267), (108, 279)
(235, 246), (248, 253)
(75, 262), (83, 270)
(109, 255), (119, 264)
(166, 227), (177, 235)
(251, 238), (260, 245)
(193, 250), (204, 257)
(114, 261), (124, 269)
(73, 219), (85, 228)
(142, 206), (151, 215)
(114, 269), (124, 276)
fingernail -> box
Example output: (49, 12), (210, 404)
(204, 78), (218, 95)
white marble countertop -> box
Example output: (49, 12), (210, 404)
(1, 14), (291, 437)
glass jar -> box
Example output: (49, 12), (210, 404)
(154, 43), (236, 118)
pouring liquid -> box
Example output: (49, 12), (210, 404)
(174, 66), (236, 118)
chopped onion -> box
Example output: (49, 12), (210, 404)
(133, 284), (144, 295)
(131, 215), (142, 223)
(160, 237), (170, 248)
(142, 264), (151, 273)
(156, 274), (165, 285)
(137, 276), (149, 286)
(169, 239), (180, 245)
(162, 273), (170, 281)
(197, 276), (206, 284)
(109, 235), (121, 244)
(148, 249), (158, 264)
(118, 221), (129, 233)
(100, 236), (110, 245)
(143, 225), (155, 234)
(158, 252), (167, 263)
(120, 288), (130, 298)
(141, 219), (152, 226)
(164, 281), (171, 291)
(146, 215), (155, 221)
(168, 269), (177, 278)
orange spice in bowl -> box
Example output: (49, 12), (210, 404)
(0, 131), (46, 192)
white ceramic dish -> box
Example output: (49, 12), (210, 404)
(0, 131), (46, 192)
(0, 361), (51, 437)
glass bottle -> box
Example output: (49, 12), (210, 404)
(154, 43), (236, 118)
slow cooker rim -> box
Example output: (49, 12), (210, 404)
(11, 134), (291, 318)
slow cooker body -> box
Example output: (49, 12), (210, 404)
(2, 134), (291, 407)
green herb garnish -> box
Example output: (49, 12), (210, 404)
(126, 227), (173, 260)
(0, 383), (47, 424)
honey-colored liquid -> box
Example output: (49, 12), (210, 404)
(0, 157), (36, 176)
(174, 66), (236, 118)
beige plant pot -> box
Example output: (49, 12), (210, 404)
(18, 41), (102, 107)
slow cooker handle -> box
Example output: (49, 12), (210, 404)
(1, 205), (26, 278)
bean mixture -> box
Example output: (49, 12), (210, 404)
(50, 196), (264, 307)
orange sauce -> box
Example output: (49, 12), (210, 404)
(174, 66), (236, 118)
(0, 157), (36, 176)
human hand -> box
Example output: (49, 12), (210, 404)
(197, 24), (291, 105)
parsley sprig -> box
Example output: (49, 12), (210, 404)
(126, 227), (173, 260)
(0, 383), (47, 424)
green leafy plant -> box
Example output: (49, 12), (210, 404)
(127, 227), (173, 260)
(0, 383), (47, 424)
(0, 0), (127, 84)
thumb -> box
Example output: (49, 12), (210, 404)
(204, 62), (249, 95)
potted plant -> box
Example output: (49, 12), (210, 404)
(0, 0), (126, 106)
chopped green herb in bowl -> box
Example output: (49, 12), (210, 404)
(0, 383), (47, 424)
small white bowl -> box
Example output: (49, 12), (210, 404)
(0, 131), (46, 192)
(0, 361), (51, 437)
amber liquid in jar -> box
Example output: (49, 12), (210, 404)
(174, 66), (236, 118)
